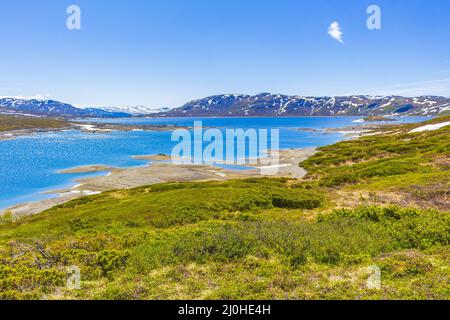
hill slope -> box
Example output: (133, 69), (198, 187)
(0, 115), (68, 132)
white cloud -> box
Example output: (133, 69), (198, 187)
(328, 21), (344, 43)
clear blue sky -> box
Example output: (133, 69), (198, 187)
(1, 0), (449, 108)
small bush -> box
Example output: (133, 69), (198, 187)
(68, 218), (91, 232)
(380, 252), (433, 279)
(95, 250), (129, 276)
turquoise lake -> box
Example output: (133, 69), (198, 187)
(0, 117), (428, 209)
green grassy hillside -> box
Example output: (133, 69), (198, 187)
(0, 117), (449, 300)
(302, 116), (450, 210)
(0, 115), (67, 132)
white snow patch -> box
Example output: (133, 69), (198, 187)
(77, 124), (97, 131)
(83, 190), (101, 196)
(410, 121), (450, 133)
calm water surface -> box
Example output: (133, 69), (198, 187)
(0, 117), (428, 209)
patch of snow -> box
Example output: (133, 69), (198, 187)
(82, 190), (101, 195)
(362, 132), (382, 136)
(378, 102), (392, 109)
(410, 121), (450, 133)
(77, 124), (97, 131)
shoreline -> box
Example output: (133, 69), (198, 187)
(0, 120), (398, 218)
(1, 147), (318, 218)
(0, 114), (413, 140)
(0, 122), (193, 141)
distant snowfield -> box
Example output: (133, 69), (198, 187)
(409, 121), (450, 133)
(98, 105), (168, 115)
(77, 124), (97, 131)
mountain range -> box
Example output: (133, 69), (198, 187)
(153, 93), (450, 117)
(1, 94), (450, 118)
(99, 105), (172, 116)
(0, 98), (131, 118)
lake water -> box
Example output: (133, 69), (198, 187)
(0, 117), (427, 209)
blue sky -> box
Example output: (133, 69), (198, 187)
(0, 0), (449, 108)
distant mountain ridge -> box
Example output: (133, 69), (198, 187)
(0, 98), (131, 118)
(99, 105), (172, 116)
(2, 94), (450, 118)
(154, 93), (450, 117)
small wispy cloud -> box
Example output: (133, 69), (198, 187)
(328, 21), (344, 43)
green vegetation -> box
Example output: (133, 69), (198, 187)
(0, 117), (449, 300)
(301, 116), (450, 210)
(0, 115), (67, 132)
(363, 116), (396, 122)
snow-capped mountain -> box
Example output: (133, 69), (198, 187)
(154, 93), (450, 117)
(2, 95), (449, 119)
(0, 98), (131, 118)
(99, 105), (171, 116)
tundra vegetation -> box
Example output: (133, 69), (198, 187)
(0, 115), (67, 132)
(0, 117), (449, 300)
